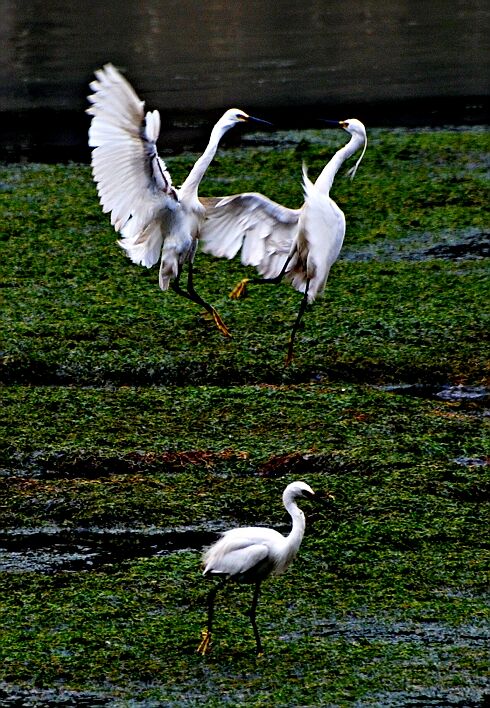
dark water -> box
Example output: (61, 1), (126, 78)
(1, 0), (489, 160)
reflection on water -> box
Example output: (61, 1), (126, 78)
(0, 0), (488, 159)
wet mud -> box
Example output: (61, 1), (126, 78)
(0, 615), (488, 707)
(3, 449), (247, 480)
(0, 685), (108, 707)
(2, 679), (487, 708)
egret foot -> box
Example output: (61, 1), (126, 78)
(197, 628), (212, 655)
(212, 308), (232, 337)
(229, 278), (250, 300)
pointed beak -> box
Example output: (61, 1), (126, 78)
(319, 119), (341, 126)
(247, 115), (273, 127)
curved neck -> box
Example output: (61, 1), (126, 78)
(284, 497), (306, 557)
(179, 121), (227, 199)
(315, 131), (366, 194)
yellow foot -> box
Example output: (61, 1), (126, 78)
(197, 628), (212, 655)
(229, 278), (250, 300)
(212, 308), (232, 338)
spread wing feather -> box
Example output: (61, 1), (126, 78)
(87, 63), (178, 267)
(200, 192), (300, 279)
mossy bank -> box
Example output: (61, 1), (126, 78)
(0, 126), (489, 706)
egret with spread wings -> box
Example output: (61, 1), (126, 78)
(200, 119), (367, 361)
(87, 63), (271, 337)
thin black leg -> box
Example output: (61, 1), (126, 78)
(206, 584), (219, 635)
(186, 262), (231, 337)
(247, 582), (264, 655)
(252, 252), (293, 286)
(197, 582), (222, 655)
(170, 263), (231, 337)
(285, 279), (310, 366)
(170, 265), (189, 300)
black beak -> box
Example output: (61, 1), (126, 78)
(306, 491), (336, 527)
(319, 119), (341, 127)
(248, 115), (274, 127)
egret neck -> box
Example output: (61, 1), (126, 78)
(315, 130), (366, 195)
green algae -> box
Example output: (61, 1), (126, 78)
(1, 128), (489, 385)
(0, 126), (489, 705)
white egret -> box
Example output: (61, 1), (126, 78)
(86, 63), (271, 337)
(200, 119), (367, 361)
(197, 480), (317, 656)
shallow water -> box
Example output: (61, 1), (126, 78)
(2, 0), (488, 112)
(378, 383), (490, 402)
(0, 524), (223, 573)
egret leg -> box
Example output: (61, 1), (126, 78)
(169, 266), (192, 301)
(247, 582), (264, 656)
(229, 252), (294, 300)
(197, 582), (221, 655)
(170, 265), (231, 338)
(285, 279), (310, 366)
(186, 262), (231, 338)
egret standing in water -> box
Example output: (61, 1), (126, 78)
(197, 481), (318, 656)
(87, 63), (271, 336)
(200, 119), (367, 361)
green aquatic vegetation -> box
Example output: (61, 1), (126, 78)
(0, 256), (488, 384)
(0, 127), (489, 704)
(0, 546), (488, 703)
(1, 129), (489, 385)
(0, 383), (486, 473)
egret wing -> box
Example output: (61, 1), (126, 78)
(204, 543), (270, 578)
(87, 63), (178, 267)
(200, 193), (300, 279)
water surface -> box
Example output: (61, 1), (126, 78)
(1, 0), (488, 159)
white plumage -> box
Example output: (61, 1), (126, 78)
(87, 63), (270, 336)
(200, 119), (368, 360)
(197, 481), (316, 655)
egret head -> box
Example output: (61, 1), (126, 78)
(338, 118), (367, 179)
(339, 118), (366, 137)
(219, 108), (272, 131)
(283, 480), (316, 502)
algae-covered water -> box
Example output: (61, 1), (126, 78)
(0, 126), (489, 706)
